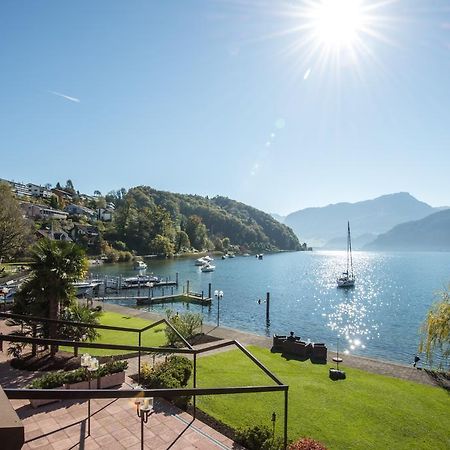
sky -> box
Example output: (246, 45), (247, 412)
(1, 0), (450, 215)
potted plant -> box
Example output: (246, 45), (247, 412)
(28, 371), (65, 408)
(97, 360), (127, 389)
(63, 368), (90, 390)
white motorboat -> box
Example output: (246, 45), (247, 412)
(72, 281), (101, 297)
(201, 263), (215, 272)
(123, 275), (159, 288)
(195, 257), (207, 266)
(337, 221), (355, 288)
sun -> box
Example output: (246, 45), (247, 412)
(311, 0), (367, 49)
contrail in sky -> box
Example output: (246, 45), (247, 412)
(49, 91), (80, 103)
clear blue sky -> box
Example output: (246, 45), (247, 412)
(1, 0), (449, 215)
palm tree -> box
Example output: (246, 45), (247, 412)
(14, 240), (87, 356)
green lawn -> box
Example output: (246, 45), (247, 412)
(193, 346), (450, 450)
(62, 311), (167, 356)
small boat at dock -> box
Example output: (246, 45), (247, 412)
(200, 263), (215, 272)
(72, 281), (101, 297)
(123, 275), (160, 288)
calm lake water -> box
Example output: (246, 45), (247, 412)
(90, 251), (450, 366)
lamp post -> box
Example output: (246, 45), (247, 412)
(271, 412), (277, 444)
(81, 354), (99, 436)
(136, 397), (154, 450)
(214, 290), (224, 327)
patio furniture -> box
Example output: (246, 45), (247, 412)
(282, 340), (312, 358)
(272, 335), (287, 351)
(311, 343), (328, 363)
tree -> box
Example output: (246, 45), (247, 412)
(175, 230), (190, 252)
(185, 215), (208, 250)
(0, 183), (33, 261)
(419, 287), (450, 368)
(93, 190), (102, 197)
(49, 195), (59, 209)
(150, 234), (175, 255)
(65, 179), (75, 192)
(14, 240), (88, 356)
(59, 303), (101, 343)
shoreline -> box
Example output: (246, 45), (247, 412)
(92, 300), (441, 387)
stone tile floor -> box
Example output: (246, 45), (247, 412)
(12, 395), (236, 449)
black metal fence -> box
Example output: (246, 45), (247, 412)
(0, 313), (289, 448)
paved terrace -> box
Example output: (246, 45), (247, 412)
(0, 318), (239, 450)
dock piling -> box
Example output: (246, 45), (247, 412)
(266, 292), (270, 323)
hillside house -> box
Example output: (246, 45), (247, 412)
(21, 203), (68, 220)
(27, 183), (53, 199)
(65, 204), (96, 219)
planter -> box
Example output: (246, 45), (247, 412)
(29, 387), (63, 409)
(98, 371), (125, 389)
(65, 380), (91, 390)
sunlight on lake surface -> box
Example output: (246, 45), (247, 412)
(92, 251), (450, 366)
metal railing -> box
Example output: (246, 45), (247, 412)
(0, 311), (193, 383)
(0, 315), (289, 448)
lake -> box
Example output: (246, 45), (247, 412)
(90, 251), (450, 366)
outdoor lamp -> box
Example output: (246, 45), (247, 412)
(88, 358), (99, 372)
(214, 289), (224, 326)
(81, 353), (91, 368)
(136, 397), (154, 450)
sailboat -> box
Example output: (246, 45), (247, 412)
(337, 221), (355, 288)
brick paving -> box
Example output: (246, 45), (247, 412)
(11, 393), (237, 449)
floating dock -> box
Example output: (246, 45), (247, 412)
(100, 294), (211, 307)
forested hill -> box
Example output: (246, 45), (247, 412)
(107, 186), (302, 254)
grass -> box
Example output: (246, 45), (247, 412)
(193, 346), (450, 450)
(61, 311), (167, 356)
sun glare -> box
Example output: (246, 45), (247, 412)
(311, 0), (366, 49)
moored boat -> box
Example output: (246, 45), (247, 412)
(200, 263), (215, 272)
(337, 221), (355, 288)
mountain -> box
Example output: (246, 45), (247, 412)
(110, 186), (302, 254)
(270, 213), (285, 224)
(284, 193), (444, 248)
(364, 209), (450, 251)
(322, 233), (377, 250)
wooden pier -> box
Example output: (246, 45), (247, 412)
(100, 294), (211, 307)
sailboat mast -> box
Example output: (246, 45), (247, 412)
(348, 221), (354, 278)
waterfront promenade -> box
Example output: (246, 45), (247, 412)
(94, 300), (439, 387)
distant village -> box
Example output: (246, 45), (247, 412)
(0, 177), (114, 255)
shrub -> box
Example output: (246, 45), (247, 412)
(140, 355), (192, 409)
(96, 360), (128, 377)
(288, 438), (328, 450)
(235, 425), (283, 450)
(63, 368), (88, 385)
(165, 310), (202, 346)
(28, 371), (66, 389)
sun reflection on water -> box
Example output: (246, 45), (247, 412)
(312, 251), (388, 356)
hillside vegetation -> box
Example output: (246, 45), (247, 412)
(104, 186), (302, 255)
